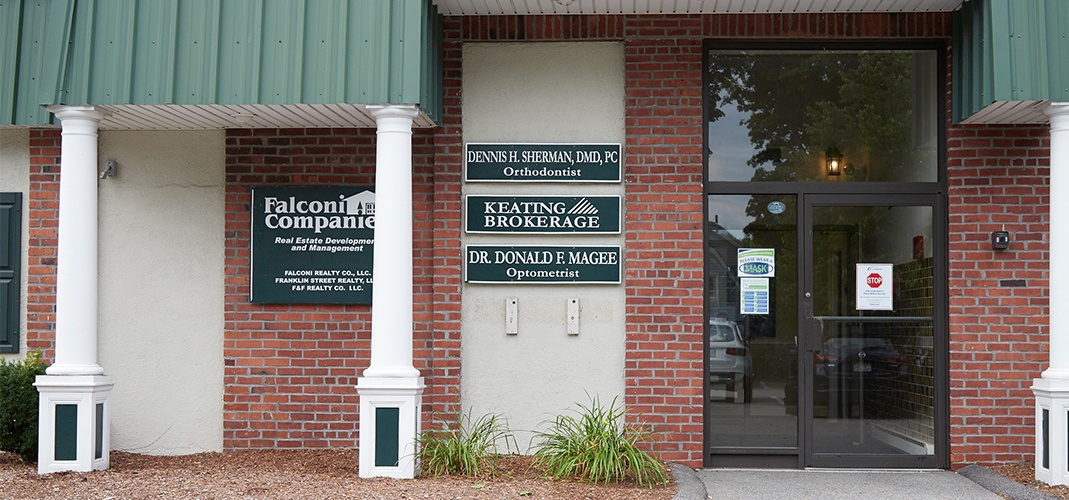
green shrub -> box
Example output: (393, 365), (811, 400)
(0, 351), (48, 461)
(417, 408), (515, 478)
(534, 395), (669, 487)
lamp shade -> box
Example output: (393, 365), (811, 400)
(825, 147), (843, 176)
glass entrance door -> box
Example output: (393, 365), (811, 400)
(802, 194), (944, 468)
(705, 193), (946, 468)
(706, 194), (799, 468)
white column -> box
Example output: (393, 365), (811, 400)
(357, 105), (424, 479)
(1035, 101), (1069, 486)
(35, 105), (114, 474)
(363, 105), (421, 379)
(47, 105), (105, 376)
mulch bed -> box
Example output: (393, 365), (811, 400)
(989, 462), (1069, 499)
(0, 450), (676, 499)
(7, 449), (1069, 499)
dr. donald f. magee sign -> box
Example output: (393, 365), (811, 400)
(251, 187), (375, 304)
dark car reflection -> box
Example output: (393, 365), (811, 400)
(786, 336), (908, 417)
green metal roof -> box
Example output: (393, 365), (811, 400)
(2, 0), (443, 128)
(953, 0), (1069, 123)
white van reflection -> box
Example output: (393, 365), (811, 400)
(708, 319), (753, 403)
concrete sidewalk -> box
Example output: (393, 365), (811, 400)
(670, 464), (1060, 500)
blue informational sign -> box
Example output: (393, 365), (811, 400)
(740, 278), (770, 315)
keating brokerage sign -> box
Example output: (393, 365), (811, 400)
(251, 187), (375, 304)
(465, 195), (621, 234)
(464, 143), (622, 182)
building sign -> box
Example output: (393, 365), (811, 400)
(856, 263), (893, 311)
(465, 245), (621, 284)
(464, 143), (622, 182)
(737, 248), (775, 277)
(251, 187), (375, 304)
(465, 195), (621, 234)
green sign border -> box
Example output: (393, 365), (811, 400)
(465, 195), (621, 234)
(251, 186), (375, 304)
(465, 245), (622, 284)
(464, 143), (622, 183)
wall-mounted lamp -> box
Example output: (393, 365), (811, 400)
(99, 159), (117, 179)
(992, 230), (1010, 250)
(825, 147), (843, 176)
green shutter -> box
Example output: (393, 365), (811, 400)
(0, 192), (21, 353)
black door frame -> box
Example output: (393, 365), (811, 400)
(701, 40), (949, 468)
(800, 193), (948, 469)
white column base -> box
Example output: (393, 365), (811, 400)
(1033, 378), (1069, 485)
(356, 376), (425, 478)
(34, 375), (114, 474)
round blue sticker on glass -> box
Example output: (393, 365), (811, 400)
(767, 201), (786, 214)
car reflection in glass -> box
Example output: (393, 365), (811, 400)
(708, 319), (753, 403)
(813, 337), (909, 418)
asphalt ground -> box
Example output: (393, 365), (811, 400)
(670, 463), (1061, 500)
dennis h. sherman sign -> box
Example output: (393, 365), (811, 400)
(464, 143), (622, 182)
(251, 187), (375, 304)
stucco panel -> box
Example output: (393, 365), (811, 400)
(97, 130), (225, 454)
(461, 42), (626, 449)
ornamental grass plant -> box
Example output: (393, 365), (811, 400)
(417, 408), (515, 478)
(533, 396), (669, 488)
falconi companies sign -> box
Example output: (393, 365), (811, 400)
(465, 195), (621, 234)
(251, 187), (375, 304)
(464, 143), (622, 182)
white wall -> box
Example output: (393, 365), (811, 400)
(97, 130), (225, 454)
(0, 129), (30, 359)
(461, 42), (626, 450)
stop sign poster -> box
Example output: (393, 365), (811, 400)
(856, 263), (893, 310)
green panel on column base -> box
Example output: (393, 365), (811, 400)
(95, 403), (104, 460)
(1043, 408), (1050, 469)
(55, 404), (77, 461)
(375, 407), (400, 467)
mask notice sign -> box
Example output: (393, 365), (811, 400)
(856, 263), (892, 311)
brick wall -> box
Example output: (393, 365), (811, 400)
(946, 123), (1050, 465)
(621, 16), (706, 465)
(222, 128), (438, 448)
(25, 129), (60, 360)
(426, 18), (466, 423)
(446, 11), (966, 467)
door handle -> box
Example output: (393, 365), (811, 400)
(805, 315), (823, 352)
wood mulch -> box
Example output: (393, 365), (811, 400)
(7, 449), (1069, 499)
(989, 462), (1069, 499)
(0, 450), (676, 499)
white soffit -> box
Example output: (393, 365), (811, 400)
(430, 0), (966, 16)
(959, 101), (1052, 125)
(83, 104), (437, 131)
